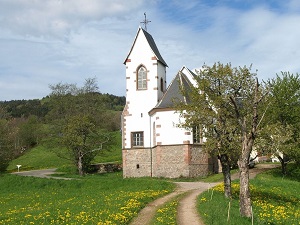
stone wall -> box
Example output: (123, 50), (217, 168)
(151, 145), (189, 178)
(122, 148), (152, 177)
(122, 144), (217, 178)
(90, 163), (122, 174)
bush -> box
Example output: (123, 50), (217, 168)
(288, 163), (300, 181)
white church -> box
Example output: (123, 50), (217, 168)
(121, 26), (218, 178)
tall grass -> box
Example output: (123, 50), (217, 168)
(0, 172), (174, 224)
(197, 164), (300, 225)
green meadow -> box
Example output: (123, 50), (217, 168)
(0, 173), (174, 224)
(3, 136), (300, 225)
(1, 132), (175, 225)
(197, 165), (300, 225)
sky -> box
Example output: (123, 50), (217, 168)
(1, 0), (300, 101)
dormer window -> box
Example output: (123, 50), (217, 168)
(137, 66), (147, 90)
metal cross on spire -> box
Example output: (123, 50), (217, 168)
(140, 12), (151, 31)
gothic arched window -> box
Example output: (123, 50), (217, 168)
(137, 66), (147, 90)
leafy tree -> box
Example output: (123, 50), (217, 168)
(256, 123), (294, 174)
(263, 72), (300, 172)
(177, 64), (241, 198)
(46, 78), (120, 175)
(62, 115), (109, 176)
(19, 115), (40, 148)
(0, 108), (18, 171)
(177, 63), (268, 217)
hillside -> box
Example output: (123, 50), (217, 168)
(1, 91), (125, 173)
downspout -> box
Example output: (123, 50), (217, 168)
(149, 114), (153, 177)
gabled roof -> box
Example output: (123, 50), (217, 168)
(124, 27), (168, 67)
(149, 66), (195, 115)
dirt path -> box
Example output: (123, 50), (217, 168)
(130, 164), (279, 225)
(176, 182), (219, 225)
(130, 181), (217, 225)
(12, 168), (73, 180)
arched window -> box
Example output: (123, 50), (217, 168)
(137, 66), (147, 90)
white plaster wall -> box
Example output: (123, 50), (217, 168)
(124, 28), (167, 148)
(153, 110), (193, 145)
(124, 114), (152, 148)
(181, 66), (197, 87)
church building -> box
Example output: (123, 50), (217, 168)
(121, 26), (218, 178)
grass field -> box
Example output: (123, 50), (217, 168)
(5, 133), (300, 225)
(0, 172), (174, 224)
(7, 131), (122, 173)
(197, 165), (300, 225)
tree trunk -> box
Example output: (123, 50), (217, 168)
(78, 152), (84, 176)
(219, 154), (232, 198)
(277, 155), (287, 175)
(238, 139), (252, 218)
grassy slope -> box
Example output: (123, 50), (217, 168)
(7, 146), (70, 172)
(7, 131), (122, 172)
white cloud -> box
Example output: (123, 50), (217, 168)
(1, 0), (300, 100)
(0, 0), (144, 38)
(156, 3), (300, 82)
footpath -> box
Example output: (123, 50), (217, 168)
(130, 164), (278, 225)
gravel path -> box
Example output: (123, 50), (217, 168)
(12, 168), (73, 180)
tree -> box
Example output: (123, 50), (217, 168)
(177, 63), (268, 217)
(264, 72), (300, 171)
(0, 119), (15, 172)
(256, 123), (294, 174)
(19, 115), (40, 148)
(177, 63), (241, 198)
(62, 115), (109, 176)
(46, 78), (118, 175)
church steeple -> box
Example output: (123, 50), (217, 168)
(124, 27), (167, 67)
(122, 26), (167, 150)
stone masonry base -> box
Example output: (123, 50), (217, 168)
(122, 144), (219, 178)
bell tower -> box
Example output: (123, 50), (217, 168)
(122, 26), (168, 177)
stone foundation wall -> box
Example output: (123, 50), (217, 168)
(152, 145), (189, 178)
(122, 144), (216, 178)
(122, 148), (152, 177)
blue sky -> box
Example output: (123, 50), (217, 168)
(1, 0), (300, 100)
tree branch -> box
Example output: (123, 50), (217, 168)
(82, 134), (110, 157)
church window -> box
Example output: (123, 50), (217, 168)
(193, 126), (202, 144)
(132, 132), (144, 147)
(137, 66), (147, 90)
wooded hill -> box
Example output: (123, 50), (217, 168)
(0, 93), (125, 119)
(0, 84), (125, 172)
